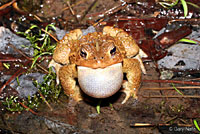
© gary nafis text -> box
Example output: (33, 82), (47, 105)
(169, 126), (196, 132)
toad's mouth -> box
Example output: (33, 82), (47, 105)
(77, 63), (123, 98)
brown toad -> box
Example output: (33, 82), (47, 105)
(49, 26), (147, 104)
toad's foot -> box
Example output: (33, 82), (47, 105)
(121, 58), (141, 104)
(121, 81), (138, 104)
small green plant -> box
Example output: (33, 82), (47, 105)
(26, 94), (40, 109)
(17, 24), (57, 68)
(194, 119), (200, 132)
(159, 0), (188, 17)
(172, 83), (184, 96)
(2, 24), (61, 112)
(3, 63), (10, 69)
(109, 103), (114, 110)
(3, 96), (23, 112)
(180, 0), (188, 17)
(33, 67), (62, 101)
(2, 68), (62, 112)
(178, 38), (197, 44)
(159, 0), (179, 9)
(96, 100), (101, 114)
(159, 0), (200, 17)
(16, 76), (20, 86)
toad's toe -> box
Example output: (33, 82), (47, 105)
(120, 81), (138, 104)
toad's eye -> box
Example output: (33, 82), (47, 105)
(80, 48), (87, 59)
(110, 46), (116, 56)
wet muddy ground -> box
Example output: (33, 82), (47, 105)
(0, 0), (200, 134)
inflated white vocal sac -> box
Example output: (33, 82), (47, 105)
(77, 63), (123, 98)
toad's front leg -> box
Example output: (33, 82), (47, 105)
(59, 64), (83, 102)
(121, 58), (141, 104)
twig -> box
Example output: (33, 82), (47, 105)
(141, 86), (200, 90)
(0, 58), (20, 62)
(18, 101), (38, 115)
(36, 64), (49, 74)
(38, 90), (53, 111)
(191, 78), (200, 81)
(179, 119), (188, 124)
(8, 44), (32, 60)
(12, 2), (43, 22)
(169, 18), (200, 24)
(130, 122), (193, 127)
(0, 0), (16, 10)
(142, 95), (200, 98)
(8, 43), (49, 73)
(0, 60), (30, 94)
(41, 28), (58, 42)
(81, 0), (98, 21)
(66, 1), (79, 23)
(93, 2), (128, 27)
(104, 2), (127, 16)
(12, 1), (26, 14)
(143, 79), (200, 86)
(93, 18), (104, 27)
(62, 0), (86, 11)
(164, 116), (177, 124)
(33, 15), (43, 22)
